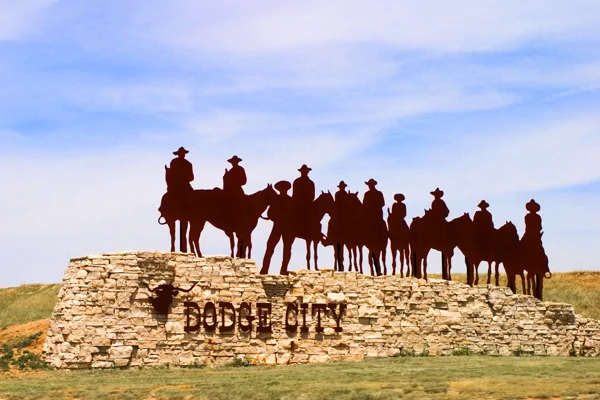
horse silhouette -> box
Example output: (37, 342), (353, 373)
(410, 209), (455, 281)
(324, 185), (356, 272)
(187, 185), (276, 258)
(493, 221), (526, 293)
(285, 190), (334, 272)
(521, 231), (551, 300)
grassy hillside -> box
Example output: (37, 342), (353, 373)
(0, 284), (61, 329)
(0, 271), (599, 330)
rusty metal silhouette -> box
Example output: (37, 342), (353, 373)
(157, 147), (553, 299)
(142, 281), (198, 316)
(388, 194), (410, 277)
(158, 147), (194, 253)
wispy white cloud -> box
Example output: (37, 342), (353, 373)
(0, 1), (599, 287)
(0, 1), (57, 41)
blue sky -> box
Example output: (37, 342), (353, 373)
(1, 1), (599, 287)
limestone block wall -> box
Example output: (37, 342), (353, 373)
(43, 251), (600, 369)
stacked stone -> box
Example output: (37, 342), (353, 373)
(43, 252), (600, 369)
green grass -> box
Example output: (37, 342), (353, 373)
(1, 357), (599, 399)
(0, 284), (61, 329)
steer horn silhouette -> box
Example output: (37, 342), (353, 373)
(142, 281), (198, 316)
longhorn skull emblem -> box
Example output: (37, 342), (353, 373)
(142, 281), (198, 316)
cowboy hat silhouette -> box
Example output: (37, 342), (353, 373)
(228, 155), (242, 164)
(274, 180), (292, 192)
(338, 181), (348, 189)
(365, 179), (378, 186)
(394, 193), (405, 202)
(173, 147), (189, 156)
(298, 164), (312, 173)
(526, 199), (540, 212)
(430, 188), (444, 198)
(478, 200), (489, 209)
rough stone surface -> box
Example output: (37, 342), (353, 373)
(43, 251), (600, 369)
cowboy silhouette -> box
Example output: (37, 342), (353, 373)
(391, 193), (407, 220)
(520, 199), (550, 300)
(167, 147), (194, 195)
(388, 194), (410, 276)
(261, 181), (294, 275)
(430, 188), (449, 220)
(363, 179), (385, 219)
(292, 164), (315, 235)
(223, 155), (247, 196)
(363, 179), (387, 275)
(473, 200), (495, 244)
(523, 199), (543, 244)
(473, 200), (496, 281)
(324, 181), (349, 267)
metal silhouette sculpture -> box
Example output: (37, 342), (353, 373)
(520, 199), (551, 300)
(188, 183), (276, 258)
(388, 194), (410, 277)
(261, 180), (294, 275)
(362, 179), (388, 276)
(156, 147), (553, 300)
(472, 200), (499, 286)
(142, 281), (198, 316)
(410, 189), (454, 281)
(158, 147), (194, 253)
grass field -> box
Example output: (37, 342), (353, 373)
(1, 356), (600, 399)
(0, 284), (61, 329)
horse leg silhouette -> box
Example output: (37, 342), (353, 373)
(306, 239), (311, 270)
(313, 240), (319, 271)
(423, 253), (429, 281)
(391, 245), (398, 276)
(346, 244), (353, 271)
(474, 261), (480, 285)
(447, 254), (453, 281)
(412, 250), (420, 279)
(368, 250), (374, 275)
(486, 261), (493, 285)
(189, 219), (206, 257)
(168, 220), (176, 253)
(441, 252), (447, 280)
(179, 220), (188, 253)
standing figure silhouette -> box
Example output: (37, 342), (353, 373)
(363, 179), (387, 275)
(292, 164), (315, 237)
(261, 181), (294, 275)
(473, 200), (497, 285)
(388, 193), (410, 277)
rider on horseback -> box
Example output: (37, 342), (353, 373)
(363, 179), (385, 220)
(523, 199), (543, 244)
(428, 188), (450, 243)
(223, 155), (246, 196)
(162, 147), (195, 218)
(222, 155), (248, 222)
